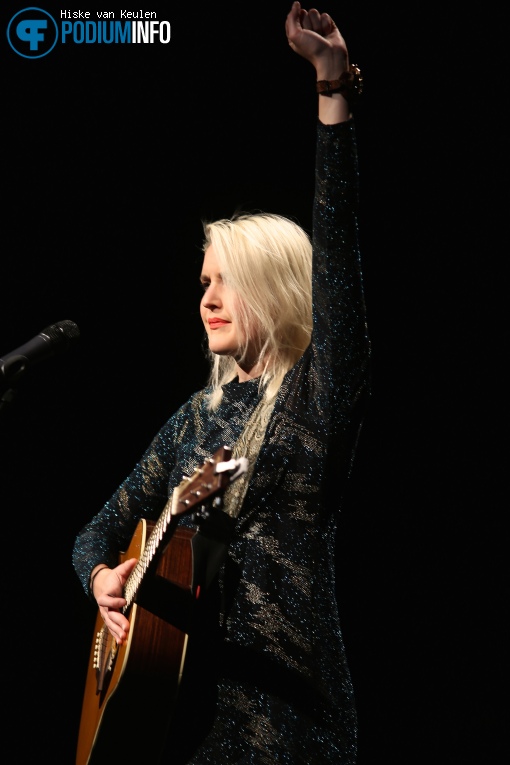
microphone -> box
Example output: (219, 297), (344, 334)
(0, 320), (81, 385)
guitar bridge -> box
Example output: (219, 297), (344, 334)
(93, 625), (116, 693)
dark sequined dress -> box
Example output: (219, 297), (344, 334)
(73, 118), (371, 764)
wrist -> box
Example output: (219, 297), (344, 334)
(90, 564), (109, 593)
(314, 47), (348, 83)
(315, 65), (345, 82)
(316, 65), (363, 102)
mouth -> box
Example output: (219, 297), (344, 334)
(208, 318), (230, 329)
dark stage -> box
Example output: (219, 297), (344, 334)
(1, 3), (505, 763)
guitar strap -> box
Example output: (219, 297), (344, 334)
(191, 394), (275, 592)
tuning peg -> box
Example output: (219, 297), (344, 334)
(212, 496), (223, 509)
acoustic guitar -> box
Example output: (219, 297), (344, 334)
(76, 445), (248, 765)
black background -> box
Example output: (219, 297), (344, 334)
(1, 3), (506, 763)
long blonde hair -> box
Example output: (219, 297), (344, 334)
(202, 212), (312, 410)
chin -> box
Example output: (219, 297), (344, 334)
(208, 343), (233, 357)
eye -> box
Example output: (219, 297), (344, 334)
(200, 279), (210, 292)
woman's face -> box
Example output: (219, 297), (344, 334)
(200, 245), (262, 380)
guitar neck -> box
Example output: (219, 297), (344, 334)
(120, 445), (249, 612)
(122, 491), (179, 610)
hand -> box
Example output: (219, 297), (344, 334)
(93, 557), (138, 646)
(285, 1), (348, 81)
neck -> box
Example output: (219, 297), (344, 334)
(236, 368), (261, 383)
(235, 360), (264, 382)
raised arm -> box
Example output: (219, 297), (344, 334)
(285, 1), (351, 124)
(285, 3), (369, 423)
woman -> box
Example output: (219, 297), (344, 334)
(73, 3), (370, 762)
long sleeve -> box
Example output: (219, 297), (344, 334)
(72, 402), (188, 596)
(313, 118), (370, 409)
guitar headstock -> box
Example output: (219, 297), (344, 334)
(171, 446), (248, 518)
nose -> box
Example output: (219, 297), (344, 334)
(201, 282), (221, 310)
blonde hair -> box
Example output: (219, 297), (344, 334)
(202, 212), (312, 410)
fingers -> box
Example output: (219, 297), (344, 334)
(117, 557), (138, 582)
(95, 559), (137, 645)
(285, 1), (301, 37)
(302, 7), (335, 34)
(320, 13), (336, 36)
(306, 9), (320, 31)
(286, 3), (339, 52)
(108, 621), (128, 646)
(100, 605), (130, 646)
(300, 9), (312, 31)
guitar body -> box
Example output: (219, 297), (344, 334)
(75, 446), (248, 765)
(76, 520), (196, 765)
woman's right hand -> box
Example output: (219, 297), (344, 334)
(91, 557), (138, 645)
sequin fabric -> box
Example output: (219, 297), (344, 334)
(72, 119), (371, 764)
